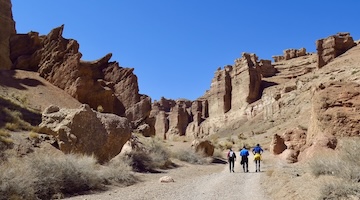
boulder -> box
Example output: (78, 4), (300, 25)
(270, 134), (287, 155)
(0, 0), (16, 70)
(316, 32), (356, 68)
(191, 139), (214, 156)
(39, 104), (131, 163)
(159, 176), (174, 183)
(270, 129), (306, 163)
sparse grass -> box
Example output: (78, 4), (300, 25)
(0, 96), (41, 131)
(28, 131), (39, 139)
(127, 137), (173, 172)
(0, 151), (137, 200)
(173, 149), (212, 165)
(2, 108), (33, 131)
(0, 129), (13, 145)
(351, 70), (359, 75)
(309, 138), (360, 198)
(97, 105), (104, 113)
(101, 155), (137, 186)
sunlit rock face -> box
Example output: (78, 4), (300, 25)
(0, 0), (16, 70)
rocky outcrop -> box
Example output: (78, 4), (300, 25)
(270, 134), (287, 155)
(191, 139), (214, 156)
(0, 0), (16, 70)
(259, 59), (277, 78)
(167, 100), (191, 137)
(270, 128), (307, 163)
(233, 53), (261, 103)
(9, 26), (149, 123)
(205, 65), (232, 117)
(39, 104), (131, 163)
(296, 81), (360, 161)
(272, 48), (307, 62)
(316, 32), (356, 68)
(306, 82), (360, 145)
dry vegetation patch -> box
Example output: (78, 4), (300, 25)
(308, 138), (360, 199)
(0, 151), (137, 200)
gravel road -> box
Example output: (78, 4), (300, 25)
(66, 154), (271, 200)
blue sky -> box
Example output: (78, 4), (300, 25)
(11, 1), (360, 101)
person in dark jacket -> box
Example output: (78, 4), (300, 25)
(227, 148), (236, 173)
(252, 144), (264, 172)
(239, 146), (249, 172)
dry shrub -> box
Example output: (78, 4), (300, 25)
(320, 181), (360, 200)
(0, 151), (137, 200)
(128, 137), (172, 172)
(101, 155), (137, 186)
(2, 108), (33, 131)
(309, 138), (360, 198)
(0, 129), (12, 144)
(173, 149), (212, 165)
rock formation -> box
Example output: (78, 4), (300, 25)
(0, 0), (16, 70)
(191, 139), (214, 156)
(259, 59), (277, 77)
(270, 134), (287, 155)
(39, 104), (131, 163)
(316, 32), (356, 68)
(270, 129), (306, 163)
(9, 26), (151, 126)
(272, 48), (307, 62)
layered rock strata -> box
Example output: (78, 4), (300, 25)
(272, 48), (307, 62)
(316, 32), (356, 68)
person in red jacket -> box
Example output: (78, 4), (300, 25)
(227, 148), (236, 173)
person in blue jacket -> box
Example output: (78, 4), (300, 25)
(239, 146), (249, 172)
(252, 144), (264, 172)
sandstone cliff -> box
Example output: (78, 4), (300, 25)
(0, 0), (16, 70)
(9, 25), (151, 124)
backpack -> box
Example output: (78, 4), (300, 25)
(229, 151), (235, 158)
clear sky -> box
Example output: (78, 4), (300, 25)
(11, 1), (360, 101)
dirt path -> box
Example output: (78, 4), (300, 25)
(66, 153), (271, 200)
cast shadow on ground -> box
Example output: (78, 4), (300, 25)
(212, 157), (228, 164)
(0, 70), (44, 90)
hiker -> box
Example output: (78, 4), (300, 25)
(252, 144), (264, 172)
(239, 146), (249, 173)
(227, 148), (236, 172)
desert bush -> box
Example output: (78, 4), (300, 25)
(0, 129), (12, 144)
(309, 138), (360, 198)
(173, 149), (212, 165)
(0, 151), (137, 200)
(320, 181), (360, 200)
(2, 108), (33, 131)
(127, 137), (172, 172)
(101, 155), (137, 186)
